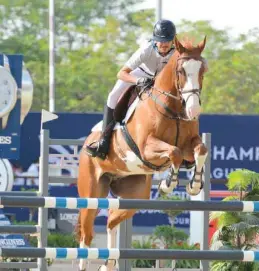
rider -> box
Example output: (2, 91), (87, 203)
(86, 19), (177, 160)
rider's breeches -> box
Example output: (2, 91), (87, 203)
(107, 68), (149, 109)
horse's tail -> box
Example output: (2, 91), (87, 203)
(74, 210), (81, 242)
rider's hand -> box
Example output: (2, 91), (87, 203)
(136, 77), (153, 89)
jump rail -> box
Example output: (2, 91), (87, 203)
(0, 248), (258, 262)
(0, 196), (258, 212)
(0, 225), (40, 234)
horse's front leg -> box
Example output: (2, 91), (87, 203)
(185, 136), (208, 196)
(143, 136), (183, 194)
(158, 166), (179, 195)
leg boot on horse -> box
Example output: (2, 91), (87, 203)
(86, 105), (116, 160)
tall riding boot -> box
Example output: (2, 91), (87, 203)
(86, 106), (116, 160)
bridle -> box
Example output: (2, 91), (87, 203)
(175, 56), (203, 106)
(150, 55), (205, 121)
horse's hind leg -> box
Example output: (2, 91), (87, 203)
(99, 175), (152, 271)
(76, 154), (110, 271)
(77, 209), (96, 271)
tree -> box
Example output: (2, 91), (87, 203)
(1, 1), (259, 114)
(0, 0), (154, 111)
(177, 20), (259, 114)
(151, 225), (188, 248)
(132, 239), (156, 268)
(210, 169), (259, 271)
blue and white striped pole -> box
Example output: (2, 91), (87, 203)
(1, 248), (259, 262)
(0, 197), (259, 212)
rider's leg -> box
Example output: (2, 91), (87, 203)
(86, 104), (116, 160)
(86, 68), (148, 160)
(85, 79), (132, 160)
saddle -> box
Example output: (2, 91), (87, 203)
(113, 85), (141, 123)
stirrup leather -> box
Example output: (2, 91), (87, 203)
(85, 140), (108, 160)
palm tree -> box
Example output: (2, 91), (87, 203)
(210, 169), (259, 271)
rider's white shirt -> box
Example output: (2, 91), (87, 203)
(125, 41), (175, 76)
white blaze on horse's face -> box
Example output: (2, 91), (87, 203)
(181, 59), (202, 120)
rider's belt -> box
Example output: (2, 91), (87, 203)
(138, 67), (154, 77)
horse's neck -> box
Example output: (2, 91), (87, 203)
(127, 53), (181, 144)
(154, 53), (181, 111)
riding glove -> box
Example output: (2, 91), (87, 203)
(136, 77), (154, 89)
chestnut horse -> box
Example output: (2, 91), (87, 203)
(76, 36), (208, 271)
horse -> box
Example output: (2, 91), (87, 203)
(76, 35), (208, 271)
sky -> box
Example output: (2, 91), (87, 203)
(140, 0), (258, 37)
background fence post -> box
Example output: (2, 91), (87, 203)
(200, 133), (211, 271)
(37, 129), (49, 271)
(117, 217), (132, 271)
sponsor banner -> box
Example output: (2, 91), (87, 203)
(5, 113), (259, 230)
(0, 210), (31, 248)
(0, 54), (23, 159)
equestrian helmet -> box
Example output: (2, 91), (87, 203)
(153, 19), (176, 42)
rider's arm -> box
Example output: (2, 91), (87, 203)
(117, 44), (149, 84)
(117, 66), (138, 84)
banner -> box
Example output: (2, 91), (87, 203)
(6, 112), (259, 230)
(0, 210), (31, 248)
(0, 54), (23, 159)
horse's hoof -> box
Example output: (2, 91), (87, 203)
(98, 266), (117, 271)
(158, 180), (178, 195)
(186, 181), (204, 196)
(158, 181), (167, 196)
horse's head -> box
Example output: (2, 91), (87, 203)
(174, 35), (207, 120)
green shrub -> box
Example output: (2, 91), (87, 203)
(131, 239), (156, 268)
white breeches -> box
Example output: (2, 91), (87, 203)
(107, 68), (150, 109)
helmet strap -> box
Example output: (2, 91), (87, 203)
(152, 40), (175, 56)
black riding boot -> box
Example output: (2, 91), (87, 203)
(86, 106), (115, 160)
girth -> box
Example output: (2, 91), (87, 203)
(121, 125), (170, 171)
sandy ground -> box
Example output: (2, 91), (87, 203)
(48, 259), (105, 270)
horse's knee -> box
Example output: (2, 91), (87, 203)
(169, 147), (183, 165)
(194, 143), (208, 156)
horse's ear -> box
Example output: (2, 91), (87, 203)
(198, 36), (206, 53)
(174, 35), (186, 54)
